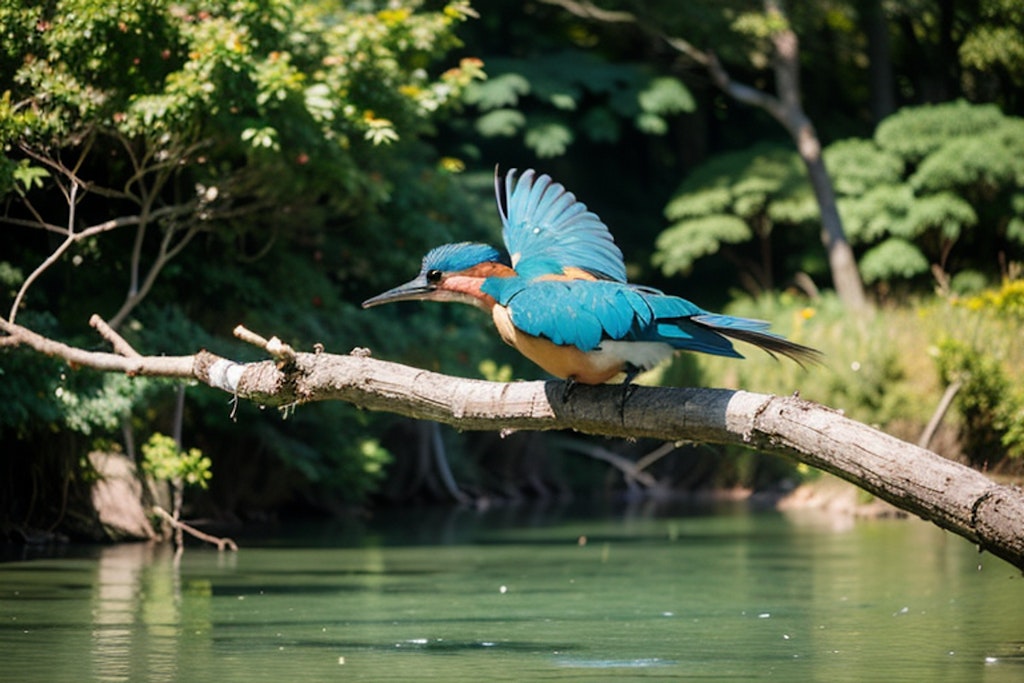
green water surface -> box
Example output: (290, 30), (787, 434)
(2, 504), (1022, 682)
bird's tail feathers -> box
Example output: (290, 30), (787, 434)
(693, 314), (823, 367)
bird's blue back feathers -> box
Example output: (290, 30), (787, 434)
(497, 168), (627, 282)
(482, 276), (759, 358)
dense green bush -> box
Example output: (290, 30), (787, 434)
(837, 101), (1024, 287)
(654, 102), (1024, 295)
(936, 279), (1024, 466)
(0, 0), (485, 527)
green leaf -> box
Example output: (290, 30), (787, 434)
(11, 160), (50, 193)
(836, 184), (914, 244)
(463, 72), (530, 110)
(910, 119), (1024, 193)
(894, 192), (977, 241)
(875, 100), (1006, 161)
(635, 111), (667, 135)
(823, 138), (904, 197)
(858, 238), (930, 283)
(654, 215), (752, 276)
(637, 76), (695, 115)
(524, 120), (573, 158)
(665, 186), (733, 220)
(475, 108), (525, 138)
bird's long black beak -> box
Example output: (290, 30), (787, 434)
(361, 274), (435, 308)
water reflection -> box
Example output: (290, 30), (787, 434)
(2, 505), (1023, 682)
(89, 544), (227, 683)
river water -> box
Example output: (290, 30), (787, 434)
(2, 502), (1022, 682)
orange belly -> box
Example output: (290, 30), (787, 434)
(491, 305), (625, 384)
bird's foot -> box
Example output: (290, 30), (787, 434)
(561, 377), (578, 403)
(618, 381), (638, 421)
(618, 365), (641, 420)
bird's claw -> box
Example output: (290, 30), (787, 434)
(561, 377), (578, 403)
(618, 381), (638, 420)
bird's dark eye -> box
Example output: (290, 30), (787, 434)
(425, 269), (443, 284)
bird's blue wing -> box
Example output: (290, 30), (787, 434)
(484, 277), (748, 357)
(483, 277), (818, 363)
(496, 168), (627, 282)
(484, 278), (654, 351)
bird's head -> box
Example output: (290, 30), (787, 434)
(362, 242), (511, 309)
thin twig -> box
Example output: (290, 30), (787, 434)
(634, 441), (685, 473)
(152, 506), (238, 551)
(8, 181), (79, 323)
(234, 325), (297, 362)
(919, 380), (963, 449)
(233, 325), (270, 348)
(89, 314), (141, 358)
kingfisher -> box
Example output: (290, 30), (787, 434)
(363, 168), (820, 398)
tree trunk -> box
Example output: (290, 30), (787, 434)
(3, 316), (1022, 571)
(540, 0), (871, 309)
(768, 8), (869, 310)
(857, 0), (896, 122)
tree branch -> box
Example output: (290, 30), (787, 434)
(2, 316), (1022, 570)
(541, 0), (869, 310)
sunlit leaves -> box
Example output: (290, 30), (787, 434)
(10, 160), (50, 194)
(1, 0), (477, 174)
(463, 49), (693, 158)
(824, 139), (903, 197)
(523, 119), (573, 158)
(858, 238), (930, 284)
(475, 109), (525, 137)
(464, 72), (530, 109)
(875, 100), (1006, 161)
(655, 143), (811, 282)
(833, 102), (1024, 284)
(654, 215), (752, 276)
(638, 76), (696, 115)
(142, 432), (212, 490)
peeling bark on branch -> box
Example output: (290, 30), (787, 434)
(2, 317), (1023, 571)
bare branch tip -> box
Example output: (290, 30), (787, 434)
(233, 324), (268, 347)
(89, 314), (141, 358)
(265, 336), (296, 362)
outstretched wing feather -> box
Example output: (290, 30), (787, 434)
(499, 167), (627, 282)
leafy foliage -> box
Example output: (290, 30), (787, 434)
(936, 339), (1014, 466)
(461, 50), (694, 158)
(142, 432), (212, 491)
(654, 143), (818, 292)
(857, 238), (931, 284)
(832, 101), (1024, 286)
(0, 0), (484, 522)
(937, 279), (1024, 465)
